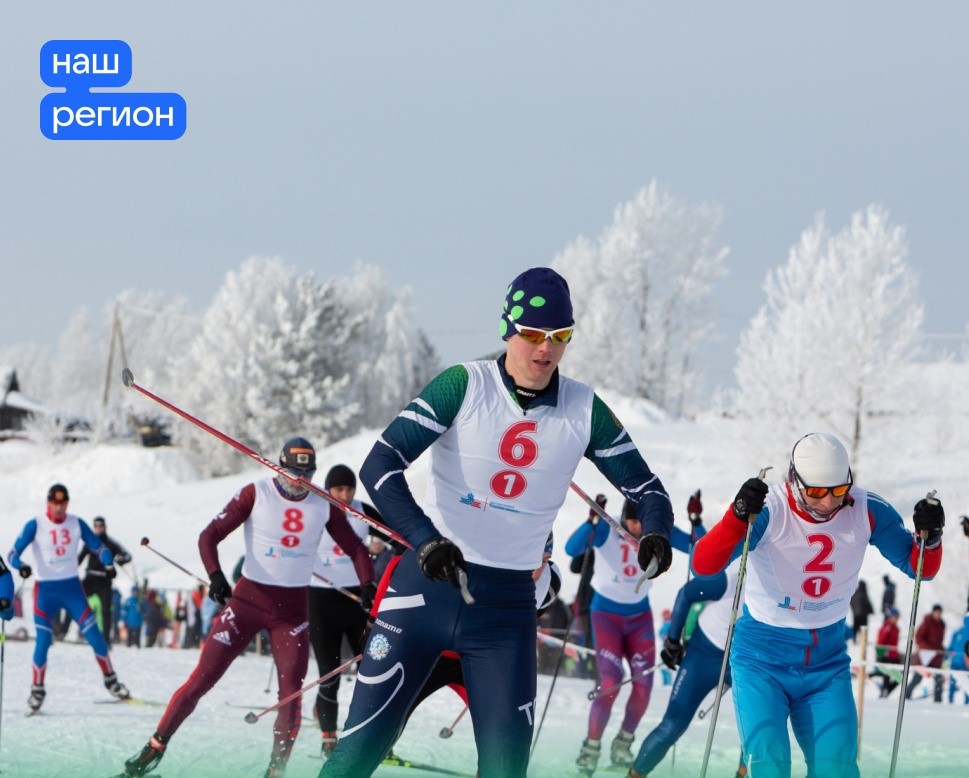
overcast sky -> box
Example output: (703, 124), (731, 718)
(3, 3), (967, 391)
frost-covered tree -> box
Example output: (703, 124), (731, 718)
(733, 205), (923, 461)
(339, 264), (440, 427)
(50, 308), (104, 422)
(243, 274), (360, 456)
(106, 291), (198, 439)
(171, 256), (300, 474)
(554, 181), (728, 414)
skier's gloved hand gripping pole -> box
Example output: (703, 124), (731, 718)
(568, 481), (671, 585)
(698, 466), (771, 778)
(121, 368), (474, 606)
(889, 489), (944, 778)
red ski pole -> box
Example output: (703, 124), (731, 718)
(244, 654), (362, 723)
(121, 368), (411, 549)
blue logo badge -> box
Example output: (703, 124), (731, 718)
(40, 40), (186, 140)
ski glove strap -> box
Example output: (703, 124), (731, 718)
(417, 537), (467, 588)
(208, 570), (232, 605)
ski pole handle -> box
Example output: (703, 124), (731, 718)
(918, 489), (939, 541)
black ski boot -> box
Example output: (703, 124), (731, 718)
(105, 672), (131, 700)
(124, 734), (167, 776)
(27, 684), (46, 713)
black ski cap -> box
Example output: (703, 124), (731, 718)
(47, 483), (69, 502)
(279, 437), (316, 473)
(325, 464), (356, 490)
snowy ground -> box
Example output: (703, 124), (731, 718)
(1, 389), (968, 777)
(0, 634), (968, 778)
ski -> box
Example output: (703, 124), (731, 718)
(224, 701), (269, 710)
(380, 754), (475, 777)
(105, 774), (160, 777)
(308, 753), (473, 776)
(95, 697), (167, 707)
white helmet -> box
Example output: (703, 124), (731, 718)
(790, 433), (851, 486)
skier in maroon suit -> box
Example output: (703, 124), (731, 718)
(119, 437), (375, 778)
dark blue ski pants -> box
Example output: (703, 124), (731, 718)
(319, 552), (537, 778)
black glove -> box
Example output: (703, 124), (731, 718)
(19, 564), (32, 580)
(637, 533), (672, 579)
(913, 497), (945, 546)
(360, 581), (377, 614)
(417, 537), (467, 588)
(960, 515), (969, 538)
(660, 636), (685, 670)
(104, 565), (117, 581)
(733, 478), (769, 522)
(115, 552), (132, 565)
(0, 597), (10, 611)
(208, 570), (233, 605)
(687, 490), (703, 525)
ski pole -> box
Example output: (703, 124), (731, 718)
(697, 699), (716, 720)
(122, 369), (408, 547)
(122, 368), (475, 606)
(312, 573), (363, 605)
(0, 613), (6, 758)
(569, 482), (650, 562)
(889, 490), (938, 778)
(264, 660), (275, 694)
(531, 523), (596, 759)
(439, 704), (468, 738)
(587, 663), (659, 700)
(698, 466), (771, 778)
(569, 481), (661, 591)
(140, 538), (207, 586)
(244, 654), (362, 723)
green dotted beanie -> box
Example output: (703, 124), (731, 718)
(499, 267), (574, 340)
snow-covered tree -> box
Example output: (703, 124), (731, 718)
(339, 264), (440, 427)
(733, 205), (923, 462)
(553, 181), (728, 414)
(243, 274), (360, 456)
(50, 308), (104, 423)
(171, 256), (300, 474)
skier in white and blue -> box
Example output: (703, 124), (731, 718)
(692, 433), (945, 778)
(319, 267), (675, 778)
(7, 483), (131, 713)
